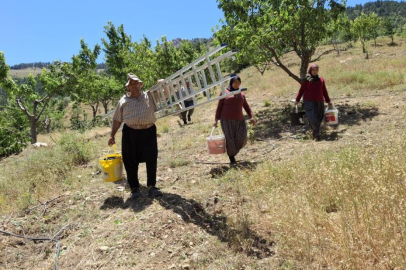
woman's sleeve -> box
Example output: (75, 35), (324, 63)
(215, 93), (224, 121)
(322, 80), (331, 103)
(295, 81), (307, 102)
(243, 95), (253, 118)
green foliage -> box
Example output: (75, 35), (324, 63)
(0, 39), (100, 144)
(352, 12), (380, 57)
(0, 104), (29, 158)
(36, 97), (68, 133)
(69, 102), (88, 132)
(215, 0), (346, 83)
(347, 1), (406, 20)
(58, 132), (94, 165)
(102, 22), (210, 89)
(102, 22), (132, 82)
(381, 16), (401, 44)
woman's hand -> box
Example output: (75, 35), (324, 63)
(213, 121), (218, 128)
(249, 117), (257, 126)
(328, 102), (333, 108)
(108, 137), (115, 146)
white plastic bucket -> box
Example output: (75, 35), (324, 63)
(325, 107), (339, 125)
(206, 127), (226, 155)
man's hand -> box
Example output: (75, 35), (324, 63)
(108, 137), (115, 146)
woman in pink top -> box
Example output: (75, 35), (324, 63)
(214, 76), (256, 165)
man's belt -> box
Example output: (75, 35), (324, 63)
(126, 123), (154, 130)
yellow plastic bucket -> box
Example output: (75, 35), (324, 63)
(99, 144), (123, 182)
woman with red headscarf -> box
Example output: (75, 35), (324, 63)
(295, 64), (333, 140)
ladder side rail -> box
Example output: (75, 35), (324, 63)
(164, 44), (227, 81)
(192, 66), (203, 91)
(206, 55), (218, 85)
(154, 75), (231, 115)
(156, 88), (247, 119)
(146, 49), (237, 107)
(168, 50), (237, 86)
(147, 48), (235, 98)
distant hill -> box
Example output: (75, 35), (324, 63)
(10, 62), (106, 70)
(8, 38), (212, 71)
(170, 37), (213, 48)
(347, 1), (406, 20)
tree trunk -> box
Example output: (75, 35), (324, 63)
(362, 40), (366, 53)
(102, 101), (110, 114)
(299, 52), (311, 81)
(45, 116), (51, 133)
(374, 39), (377, 47)
(30, 117), (38, 143)
(90, 103), (99, 119)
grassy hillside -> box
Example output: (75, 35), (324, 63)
(8, 68), (43, 78)
(1, 37), (406, 269)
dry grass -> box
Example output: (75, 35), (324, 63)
(209, 134), (406, 269)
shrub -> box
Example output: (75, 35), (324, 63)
(58, 132), (95, 165)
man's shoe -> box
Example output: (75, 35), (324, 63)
(130, 189), (140, 200)
(148, 187), (163, 198)
(187, 115), (191, 122)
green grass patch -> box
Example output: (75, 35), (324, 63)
(331, 70), (404, 91)
(0, 132), (96, 214)
(168, 158), (190, 168)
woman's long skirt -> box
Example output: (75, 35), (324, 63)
(304, 101), (325, 137)
(220, 119), (248, 157)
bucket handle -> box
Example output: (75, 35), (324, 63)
(325, 107), (341, 118)
(105, 144), (118, 154)
(210, 126), (223, 138)
(295, 105), (298, 114)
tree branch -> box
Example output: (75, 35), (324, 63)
(0, 229), (54, 242)
(35, 93), (54, 121)
(1, 224), (69, 270)
(310, 49), (337, 63)
(35, 83), (64, 121)
(291, 35), (308, 54)
(16, 96), (33, 118)
(26, 194), (65, 213)
(264, 44), (301, 84)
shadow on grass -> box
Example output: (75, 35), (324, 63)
(335, 103), (379, 126)
(252, 103), (379, 140)
(100, 187), (273, 259)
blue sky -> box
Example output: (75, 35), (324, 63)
(0, 0), (374, 66)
